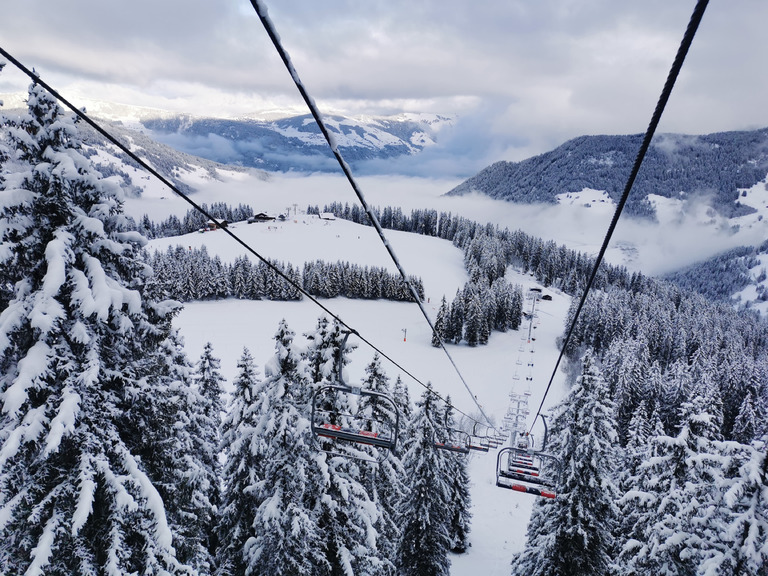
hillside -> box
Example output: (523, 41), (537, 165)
(446, 128), (768, 219)
(154, 216), (573, 576)
(663, 174), (768, 313)
(2, 103), (266, 197)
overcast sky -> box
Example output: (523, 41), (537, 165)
(1, 1), (767, 165)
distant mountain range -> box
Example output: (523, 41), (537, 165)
(446, 129), (768, 219)
(8, 92), (768, 226)
(140, 112), (453, 173)
(1, 93), (454, 174)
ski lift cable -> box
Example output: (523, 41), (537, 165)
(528, 0), (710, 434)
(249, 0), (497, 431)
(0, 46), (487, 430)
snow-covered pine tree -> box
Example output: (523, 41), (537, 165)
(357, 353), (407, 573)
(732, 387), (760, 444)
(0, 80), (193, 574)
(433, 295), (450, 347)
(135, 327), (215, 573)
(303, 315), (332, 387)
(620, 382), (726, 575)
(215, 348), (262, 576)
(244, 320), (328, 576)
(659, 358), (694, 434)
(699, 434), (768, 575)
(194, 342), (226, 564)
(463, 294), (483, 347)
(449, 290), (464, 344)
(397, 386), (452, 576)
(229, 256), (252, 299)
(392, 374), (413, 449)
(511, 351), (618, 576)
(717, 340), (760, 439)
(615, 405), (661, 568)
(602, 336), (650, 444)
(0, 64), (14, 312)
(443, 399), (472, 553)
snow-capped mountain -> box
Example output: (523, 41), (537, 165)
(140, 112), (454, 173)
(1, 92), (454, 175)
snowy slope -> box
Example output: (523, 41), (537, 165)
(138, 165), (768, 571)
(660, 175), (768, 313)
(129, 167), (768, 279)
(151, 211), (572, 575)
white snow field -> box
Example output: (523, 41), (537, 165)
(130, 167), (768, 278)
(147, 188), (572, 575)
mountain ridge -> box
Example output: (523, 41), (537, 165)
(141, 112), (453, 173)
(446, 128), (768, 219)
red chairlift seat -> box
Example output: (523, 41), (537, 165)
(313, 413), (396, 450)
(498, 480), (557, 499)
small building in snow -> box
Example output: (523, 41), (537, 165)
(248, 213), (275, 223)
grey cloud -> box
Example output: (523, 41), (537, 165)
(1, 0), (767, 169)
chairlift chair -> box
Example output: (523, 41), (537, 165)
(468, 435), (490, 452)
(434, 427), (471, 455)
(468, 422), (494, 452)
(496, 416), (558, 497)
(311, 331), (400, 461)
(495, 447), (560, 499)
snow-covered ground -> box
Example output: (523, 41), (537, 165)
(140, 168), (768, 573)
(149, 207), (572, 575)
(131, 168), (768, 277)
(556, 187), (614, 213)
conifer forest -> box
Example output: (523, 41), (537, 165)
(1, 65), (767, 576)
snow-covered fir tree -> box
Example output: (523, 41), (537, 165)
(732, 387), (761, 445)
(0, 79), (194, 574)
(620, 382), (726, 575)
(700, 434), (768, 575)
(463, 293), (483, 347)
(449, 290), (464, 345)
(512, 351), (618, 576)
(244, 320), (328, 576)
(357, 353), (407, 574)
(432, 295), (450, 347)
(443, 400), (472, 553)
(392, 374), (413, 449)
(194, 342), (226, 565)
(397, 386), (452, 576)
(602, 336), (651, 444)
(616, 406), (664, 572)
(215, 347), (262, 576)
(135, 327), (216, 573)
